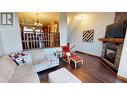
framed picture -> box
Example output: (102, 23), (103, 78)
(82, 29), (94, 42)
(1, 13), (13, 25)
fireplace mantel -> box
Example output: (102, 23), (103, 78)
(98, 38), (124, 43)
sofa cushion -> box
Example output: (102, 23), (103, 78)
(25, 50), (45, 60)
(0, 74), (8, 83)
(10, 64), (35, 79)
(45, 53), (58, 64)
(15, 64), (36, 73)
(8, 64), (39, 83)
(32, 58), (49, 72)
(9, 51), (32, 65)
(0, 55), (16, 82)
(23, 54), (32, 64)
(9, 72), (40, 83)
(9, 52), (25, 65)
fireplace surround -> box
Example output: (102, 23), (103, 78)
(101, 42), (123, 74)
(99, 12), (127, 74)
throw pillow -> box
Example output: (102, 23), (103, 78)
(9, 52), (25, 65)
(45, 53), (57, 64)
(9, 51), (32, 65)
(23, 54), (32, 64)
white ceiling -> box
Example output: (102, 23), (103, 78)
(18, 12), (60, 25)
(18, 12), (113, 26)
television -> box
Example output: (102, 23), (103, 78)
(105, 23), (126, 38)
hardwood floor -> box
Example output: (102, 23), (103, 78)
(38, 52), (126, 83)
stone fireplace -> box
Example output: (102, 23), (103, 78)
(101, 42), (123, 73)
(100, 12), (127, 74)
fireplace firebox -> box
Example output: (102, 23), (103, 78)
(104, 46), (117, 64)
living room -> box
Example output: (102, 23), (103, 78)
(0, 12), (127, 83)
(1, 0), (127, 95)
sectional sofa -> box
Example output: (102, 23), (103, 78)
(0, 55), (40, 83)
(0, 51), (59, 83)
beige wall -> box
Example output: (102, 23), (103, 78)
(68, 13), (115, 56)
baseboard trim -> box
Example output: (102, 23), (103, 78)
(117, 75), (127, 82)
(75, 50), (100, 59)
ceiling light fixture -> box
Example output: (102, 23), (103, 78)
(34, 13), (42, 27)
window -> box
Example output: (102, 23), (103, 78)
(21, 31), (60, 50)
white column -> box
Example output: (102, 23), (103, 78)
(118, 29), (127, 79)
(59, 13), (67, 46)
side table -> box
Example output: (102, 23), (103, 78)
(68, 54), (84, 68)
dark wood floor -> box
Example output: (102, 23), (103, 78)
(38, 52), (126, 83)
